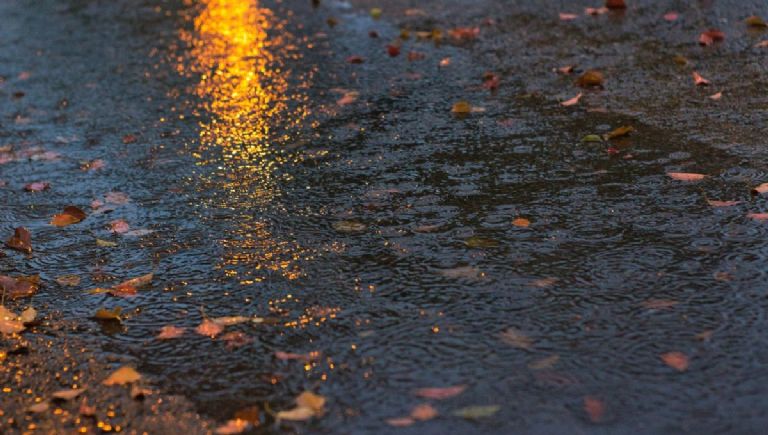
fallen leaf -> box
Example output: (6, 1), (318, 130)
(464, 236), (499, 248)
(692, 71), (710, 86)
(452, 405), (500, 419)
(81, 159), (106, 171)
(584, 396), (605, 423)
(559, 13), (578, 21)
(0, 275), (39, 299)
(337, 91), (359, 105)
(439, 57), (452, 67)
(707, 200), (740, 207)
(663, 12), (679, 21)
(122, 134), (137, 144)
(528, 354), (560, 370)
(576, 70), (604, 88)
(103, 366), (141, 385)
(449, 27), (480, 41)
(157, 325), (186, 339)
(410, 403), (438, 421)
(752, 183), (768, 194)
(709, 91), (722, 100)
(414, 385), (467, 400)
(561, 92), (582, 106)
(277, 391), (326, 421)
(28, 401), (49, 413)
(275, 351), (321, 362)
(105, 191), (130, 204)
(699, 29), (725, 46)
(112, 272), (153, 295)
(585, 7), (609, 15)
(0, 306), (25, 334)
(96, 238), (118, 247)
(641, 299), (678, 309)
(6, 227), (32, 253)
(52, 388), (86, 401)
(661, 351), (689, 371)
(110, 219), (130, 233)
(212, 316), (251, 326)
(451, 101), (472, 114)
(195, 319), (224, 338)
(499, 328), (533, 349)
(667, 172), (706, 181)
(370, 8), (382, 19)
(56, 274), (81, 286)
(24, 181), (50, 192)
(51, 206), (87, 227)
(529, 277), (558, 287)
(756, 40), (768, 48)
(386, 417), (415, 427)
(20, 307), (36, 323)
(482, 72), (500, 91)
(346, 55), (364, 64)
(215, 419), (252, 435)
(93, 307), (122, 321)
(747, 213), (768, 221)
(512, 217), (531, 228)
(333, 220), (366, 233)
(557, 65), (575, 74)
(581, 134), (603, 143)
(220, 331), (253, 349)
(604, 125), (634, 140)
(745, 16), (767, 28)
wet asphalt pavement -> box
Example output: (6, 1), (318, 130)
(2, 0), (768, 434)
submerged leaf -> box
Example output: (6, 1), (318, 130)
(93, 307), (122, 321)
(499, 328), (533, 349)
(584, 396), (605, 422)
(414, 385), (466, 400)
(746, 16), (768, 28)
(604, 126), (634, 140)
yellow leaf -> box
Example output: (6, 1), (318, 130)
(93, 307), (122, 321)
(20, 307), (36, 324)
(296, 391), (326, 414)
(451, 101), (471, 114)
(103, 366), (141, 386)
(96, 238), (118, 247)
(276, 406), (315, 421)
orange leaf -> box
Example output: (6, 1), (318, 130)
(699, 29), (725, 46)
(661, 351), (689, 371)
(157, 325), (185, 339)
(512, 217), (531, 228)
(666, 172), (706, 181)
(195, 319), (224, 338)
(110, 219), (130, 234)
(576, 70), (604, 88)
(51, 206), (87, 227)
(747, 213), (768, 221)
(410, 403), (438, 421)
(413, 385), (467, 400)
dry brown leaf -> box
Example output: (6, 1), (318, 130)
(51, 206), (87, 227)
(576, 70), (604, 88)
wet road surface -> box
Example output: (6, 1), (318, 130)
(2, 0), (768, 433)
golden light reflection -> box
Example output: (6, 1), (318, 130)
(176, 0), (311, 281)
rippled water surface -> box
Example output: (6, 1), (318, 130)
(3, 0), (768, 433)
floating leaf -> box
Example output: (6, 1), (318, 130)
(528, 354), (560, 370)
(386, 417), (415, 427)
(93, 307), (122, 321)
(699, 29), (725, 46)
(215, 419), (252, 435)
(559, 13), (578, 21)
(581, 134), (603, 143)
(112, 272), (153, 295)
(667, 172), (706, 181)
(464, 236), (499, 248)
(451, 101), (472, 114)
(56, 274), (81, 286)
(709, 91), (722, 100)
(333, 220), (366, 233)
(661, 351), (689, 371)
(51, 206), (87, 227)
(561, 92), (582, 107)
(157, 325), (185, 339)
(0, 275), (39, 299)
(439, 266), (484, 280)
(707, 200), (740, 207)
(110, 219), (130, 234)
(512, 217), (531, 228)
(20, 307), (36, 324)
(745, 16), (767, 28)
(0, 306), (24, 334)
(752, 183), (768, 194)
(24, 182), (50, 192)
(584, 396), (605, 423)
(346, 55), (364, 64)
(195, 319), (224, 338)
(692, 71), (710, 86)
(576, 70), (604, 88)
(414, 385), (466, 400)
(277, 391), (326, 421)
(6, 227), (32, 254)
(664, 12), (679, 21)
(604, 126), (634, 140)
(747, 213), (768, 221)
(103, 366), (141, 386)
(641, 299), (678, 310)
(605, 0), (626, 9)
(212, 316), (251, 326)
(28, 401), (49, 413)
(370, 8), (382, 19)
(96, 238), (118, 247)
(52, 388), (86, 401)
(410, 403), (438, 421)
(499, 328), (533, 349)
(452, 405), (500, 419)
(105, 191), (130, 204)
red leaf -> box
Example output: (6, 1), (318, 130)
(663, 12), (679, 21)
(346, 55), (364, 64)
(699, 29), (725, 46)
(386, 45), (400, 57)
(747, 213), (768, 221)
(605, 0), (626, 9)
(449, 27), (480, 40)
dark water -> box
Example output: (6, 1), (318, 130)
(2, 0), (768, 433)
